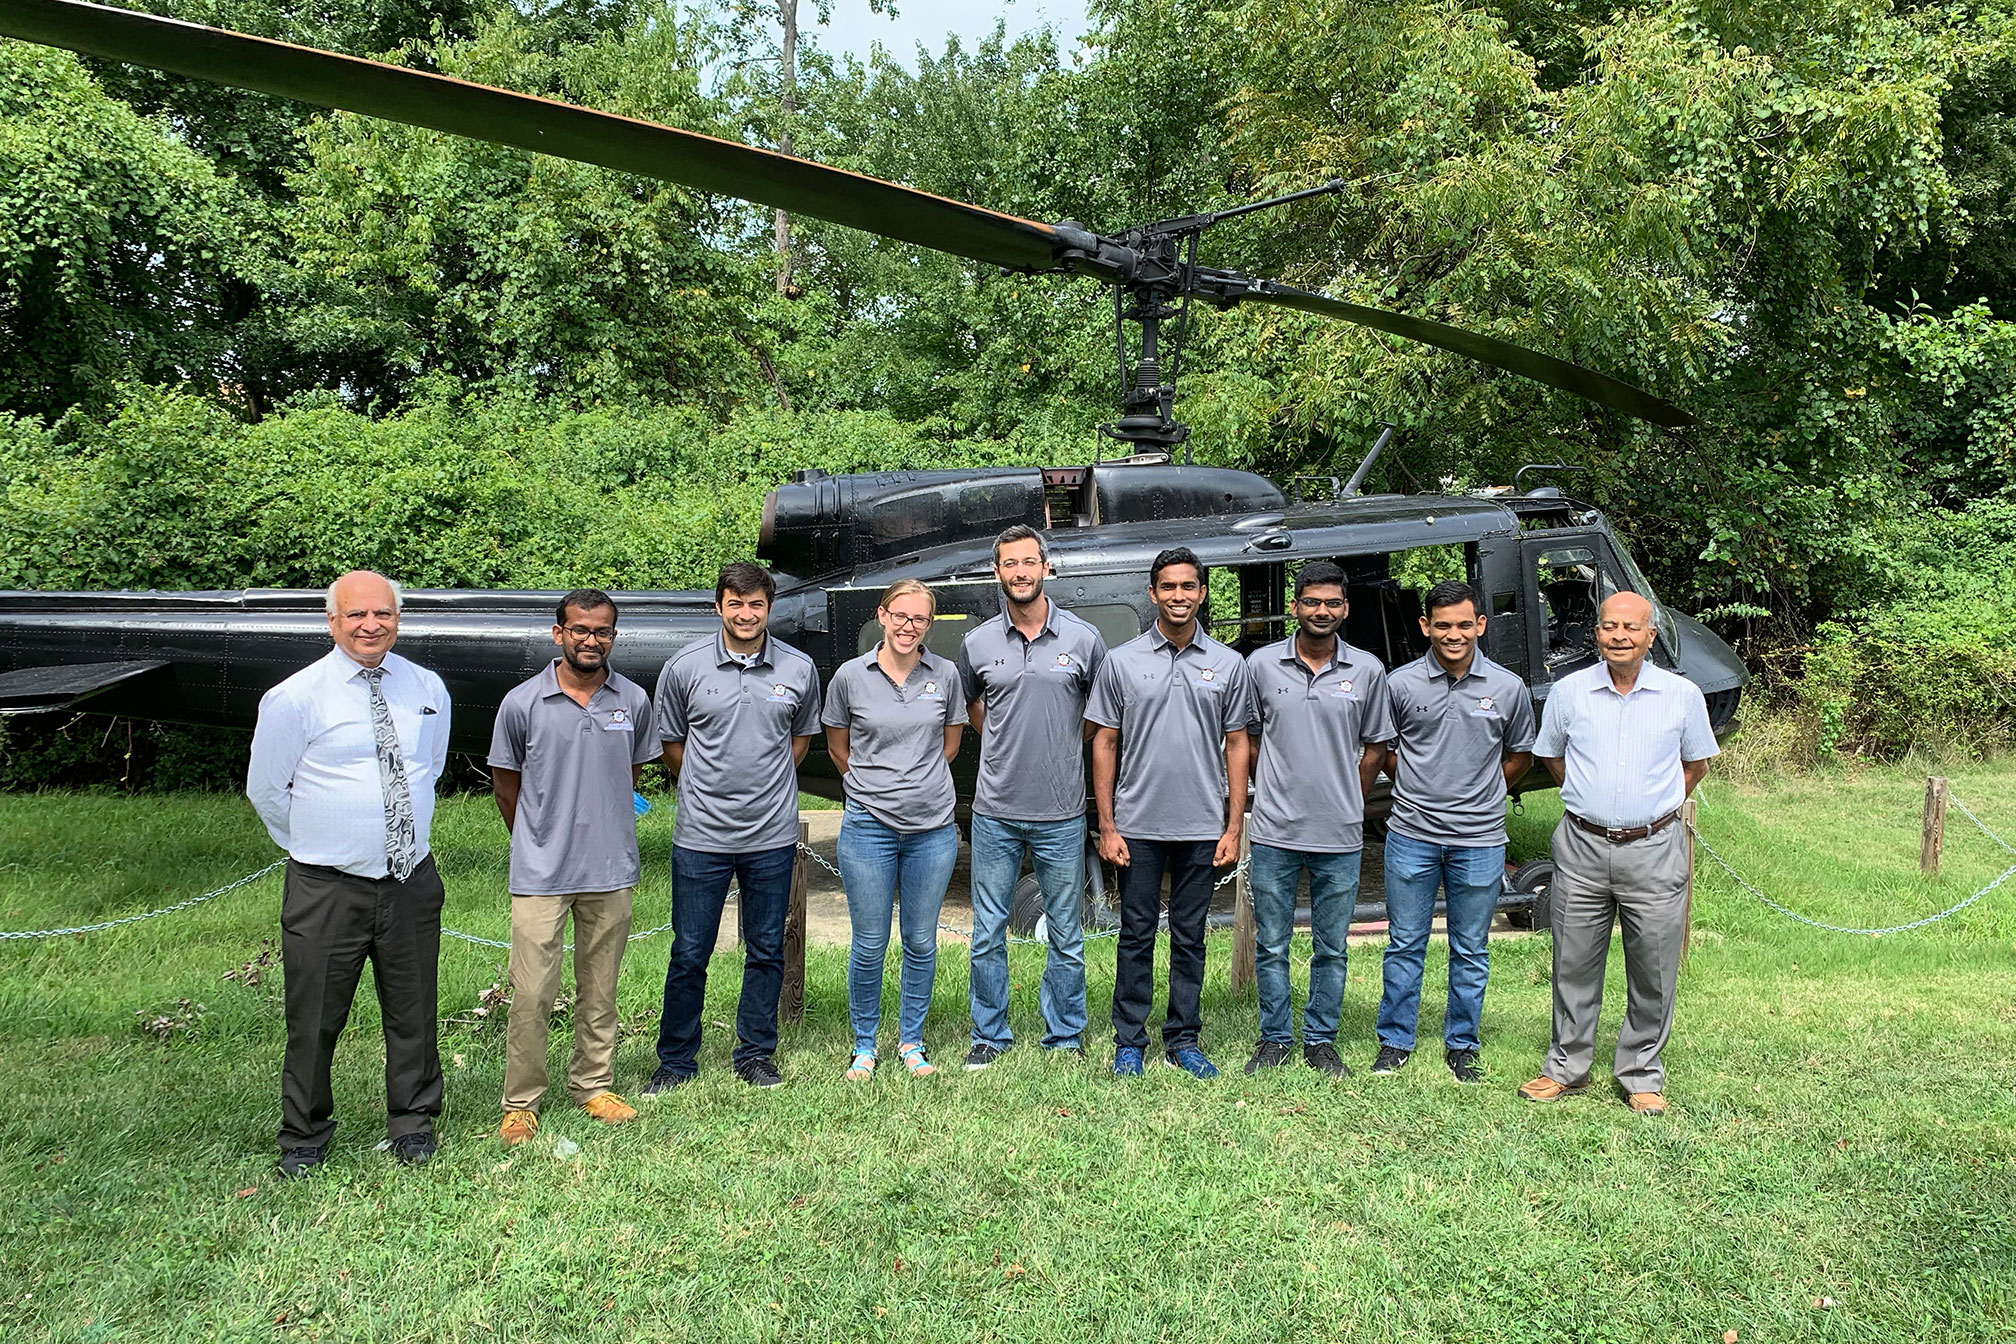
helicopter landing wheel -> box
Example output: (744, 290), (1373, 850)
(1502, 859), (1555, 934)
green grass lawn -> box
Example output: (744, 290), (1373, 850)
(1, 763), (2013, 1342)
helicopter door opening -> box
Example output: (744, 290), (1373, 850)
(1522, 537), (1630, 678)
(1210, 544), (1479, 669)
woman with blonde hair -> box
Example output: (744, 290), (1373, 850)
(821, 579), (965, 1078)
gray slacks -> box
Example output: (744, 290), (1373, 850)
(279, 855), (445, 1151)
(1542, 818), (1690, 1093)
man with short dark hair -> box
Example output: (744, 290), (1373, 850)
(248, 570), (450, 1177)
(1520, 591), (1717, 1115)
(648, 560), (821, 1091)
(1242, 561), (1393, 1078)
(1373, 579), (1535, 1083)
(489, 589), (660, 1146)
(957, 524), (1107, 1068)
(1087, 546), (1252, 1080)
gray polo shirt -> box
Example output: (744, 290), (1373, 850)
(1085, 624), (1251, 843)
(1385, 651), (1538, 847)
(955, 598), (1106, 822)
(821, 647), (964, 832)
(1244, 638), (1395, 854)
(488, 662), (661, 896)
(653, 633), (822, 855)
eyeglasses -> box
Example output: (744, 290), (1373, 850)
(1297, 598), (1347, 612)
(996, 557), (1046, 571)
(883, 612), (933, 630)
(562, 625), (617, 642)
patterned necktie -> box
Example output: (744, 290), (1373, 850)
(358, 666), (419, 881)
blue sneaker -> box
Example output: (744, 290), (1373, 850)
(1164, 1046), (1219, 1080)
(1112, 1045), (1145, 1077)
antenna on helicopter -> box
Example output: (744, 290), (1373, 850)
(1341, 423), (1398, 497)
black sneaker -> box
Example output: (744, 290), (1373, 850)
(1303, 1042), (1350, 1078)
(1370, 1045), (1411, 1075)
(276, 1146), (326, 1179)
(734, 1056), (784, 1088)
(1446, 1048), (1485, 1084)
(963, 1042), (1005, 1071)
(388, 1132), (436, 1166)
(1243, 1040), (1293, 1074)
(642, 1067), (694, 1096)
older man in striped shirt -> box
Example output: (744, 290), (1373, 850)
(1519, 592), (1718, 1116)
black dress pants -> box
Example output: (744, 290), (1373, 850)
(278, 855), (445, 1151)
(1110, 837), (1217, 1052)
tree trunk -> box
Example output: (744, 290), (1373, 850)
(773, 0), (796, 296)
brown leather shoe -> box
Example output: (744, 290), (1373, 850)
(581, 1091), (638, 1125)
(1517, 1074), (1588, 1103)
(499, 1109), (539, 1147)
(1627, 1091), (1668, 1116)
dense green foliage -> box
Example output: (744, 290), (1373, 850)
(2, 0), (2015, 767)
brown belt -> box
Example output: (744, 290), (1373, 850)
(1565, 809), (1682, 844)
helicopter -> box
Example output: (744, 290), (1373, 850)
(0, 1), (1746, 928)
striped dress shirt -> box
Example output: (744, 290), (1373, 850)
(247, 648), (452, 877)
(1531, 660), (1718, 828)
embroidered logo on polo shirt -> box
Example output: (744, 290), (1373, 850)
(1477, 696), (1495, 711)
(1200, 667), (1215, 682)
(767, 682), (796, 703)
(604, 707), (634, 732)
(609, 709), (627, 724)
(1056, 652), (1073, 667)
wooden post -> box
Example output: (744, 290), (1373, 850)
(1229, 829), (1256, 997)
(1679, 798), (1697, 968)
(1921, 776), (1949, 876)
(781, 818), (809, 1025)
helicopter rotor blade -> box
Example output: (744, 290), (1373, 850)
(1204, 275), (1694, 429)
(0, 0), (1063, 272)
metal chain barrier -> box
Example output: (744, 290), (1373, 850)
(1691, 793), (2016, 937)
(0, 860), (285, 941)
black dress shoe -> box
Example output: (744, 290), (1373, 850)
(276, 1146), (326, 1179)
(389, 1132), (437, 1166)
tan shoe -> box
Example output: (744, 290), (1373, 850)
(581, 1091), (638, 1125)
(1517, 1074), (1588, 1103)
(499, 1109), (539, 1147)
(1627, 1091), (1668, 1116)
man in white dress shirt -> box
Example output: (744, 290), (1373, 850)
(247, 570), (452, 1176)
(1518, 592), (1718, 1116)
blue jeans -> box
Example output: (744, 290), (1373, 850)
(657, 843), (798, 1074)
(1249, 843), (1362, 1045)
(1375, 831), (1506, 1052)
(968, 813), (1088, 1051)
(836, 804), (959, 1057)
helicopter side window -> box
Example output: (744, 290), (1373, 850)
(1531, 544), (1620, 674)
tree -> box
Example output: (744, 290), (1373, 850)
(0, 42), (255, 422)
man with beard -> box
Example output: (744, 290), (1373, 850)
(1087, 547), (1252, 1079)
(955, 525), (1108, 1068)
(648, 562), (822, 1090)
(1373, 579), (1535, 1084)
(248, 570), (451, 1176)
(490, 589), (661, 1145)
(1240, 562), (1394, 1077)
(1520, 591), (1717, 1115)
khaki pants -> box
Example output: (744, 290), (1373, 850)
(503, 887), (633, 1112)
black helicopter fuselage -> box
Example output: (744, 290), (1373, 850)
(0, 463), (1746, 819)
